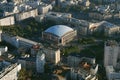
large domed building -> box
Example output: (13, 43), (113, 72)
(42, 25), (77, 45)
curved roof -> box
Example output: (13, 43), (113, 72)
(45, 25), (73, 38)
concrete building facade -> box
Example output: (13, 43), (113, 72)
(104, 40), (120, 80)
(18, 57), (36, 70)
(0, 16), (15, 26)
(45, 12), (89, 35)
(106, 66), (120, 80)
(15, 9), (38, 21)
(68, 55), (98, 80)
(104, 41), (120, 67)
(0, 62), (21, 80)
(2, 33), (41, 48)
(42, 25), (77, 45)
(36, 49), (45, 73)
(44, 48), (60, 64)
(89, 21), (120, 37)
(38, 3), (52, 14)
(0, 46), (8, 56)
(0, 30), (2, 42)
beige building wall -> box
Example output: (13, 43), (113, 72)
(44, 48), (60, 64)
(42, 30), (77, 45)
(0, 63), (21, 80)
(0, 16), (15, 26)
(15, 9), (38, 21)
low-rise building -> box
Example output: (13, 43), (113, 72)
(42, 25), (77, 45)
(0, 16), (15, 26)
(89, 12), (112, 20)
(15, 8), (38, 21)
(89, 21), (120, 37)
(18, 57), (36, 70)
(35, 14), (45, 22)
(0, 61), (21, 80)
(0, 46), (8, 56)
(68, 54), (98, 80)
(2, 33), (42, 48)
(45, 12), (89, 35)
(106, 66), (120, 80)
(67, 54), (95, 67)
(38, 2), (53, 14)
(31, 44), (41, 57)
(16, 36), (40, 48)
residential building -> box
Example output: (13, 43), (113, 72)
(116, 1), (120, 11)
(67, 54), (96, 67)
(0, 61), (21, 80)
(2, 33), (41, 48)
(15, 9), (38, 21)
(45, 12), (72, 24)
(0, 46), (8, 56)
(104, 40), (120, 67)
(36, 49), (45, 73)
(78, 0), (91, 7)
(31, 44), (41, 57)
(92, 0), (115, 3)
(104, 40), (120, 80)
(89, 12), (112, 20)
(38, 2), (52, 14)
(89, 21), (120, 37)
(44, 48), (60, 64)
(106, 66), (120, 80)
(68, 54), (98, 80)
(0, 16), (15, 26)
(0, 30), (2, 42)
(35, 14), (45, 22)
(18, 57), (36, 70)
(15, 36), (40, 48)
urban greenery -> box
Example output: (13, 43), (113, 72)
(0, 18), (56, 38)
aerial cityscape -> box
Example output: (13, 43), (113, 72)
(0, 0), (120, 80)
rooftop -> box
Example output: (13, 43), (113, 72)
(0, 63), (20, 79)
(16, 36), (40, 45)
(95, 21), (118, 28)
(105, 40), (119, 46)
(45, 25), (74, 38)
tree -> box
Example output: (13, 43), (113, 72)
(18, 68), (27, 80)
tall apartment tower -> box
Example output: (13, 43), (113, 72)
(36, 49), (45, 73)
(104, 41), (120, 67)
(0, 30), (2, 42)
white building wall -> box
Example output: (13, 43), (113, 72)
(0, 16), (15, 26)
(106, 66), (120, 80)
(104, 42), (119, 67)
(0, 46), (8, 56)
(36, 50), (45, 73)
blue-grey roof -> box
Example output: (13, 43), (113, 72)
(45, 25), (73, 38)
